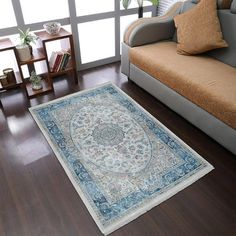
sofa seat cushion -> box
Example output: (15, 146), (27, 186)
(129, 41), (236, 129)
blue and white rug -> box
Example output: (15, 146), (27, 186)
(30, 83), (214, 235)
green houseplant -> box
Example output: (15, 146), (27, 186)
(18, 28), (38, 47)
(16, 28), (38, 61)
(18, 28), (38, 55)
(29, 71), (42, 90)
(121, 0), (159, 18)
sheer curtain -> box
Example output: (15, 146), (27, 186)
(158, 0), (185, 15)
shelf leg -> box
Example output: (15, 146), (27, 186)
(73, 69), (78, 84)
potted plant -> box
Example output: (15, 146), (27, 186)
(16, 28), (38, 61)
(121, 0), (159, 18)
(29, 71), (42, 90)
(18, 28), (38, 54)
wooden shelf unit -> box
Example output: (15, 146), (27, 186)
(0, 38), (23, 92)
(19, 48), (46, 66)
(0, 72), (22, 91)
(25, 76), (52, 98)
(0, 38), (15, 51)
(0, 28), (78, 98)
(35, 28), (78, 83)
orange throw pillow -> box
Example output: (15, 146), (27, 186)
(174, 0), (228, 55)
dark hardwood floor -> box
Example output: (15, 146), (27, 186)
(0, 62), (235, 236)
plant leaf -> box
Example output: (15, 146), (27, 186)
(18, 28), (38, 45)
(121, 0), (131, 9)
(26, 28), (30, 35)
(145, 0), (159, 5)
(122, 0), (159, 9)
(137, 0), (143, 7)
(18, 28), (25, 37)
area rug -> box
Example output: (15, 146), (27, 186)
(29, 83), (214, 235)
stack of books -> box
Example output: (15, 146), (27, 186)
(49, 50), (71, 73)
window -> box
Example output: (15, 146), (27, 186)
(78, 18), (115, 64)
(20, 0), (69, 24)
(0, 0), (17, 29)
(158, 0), (180, 15)
(0, 50), (18, 73)
(0, 0), (156, 69)
(75, 0), (114, 16)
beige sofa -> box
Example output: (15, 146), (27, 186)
(121, 0), (236, 154)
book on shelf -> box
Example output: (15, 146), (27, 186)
(58, 51), (70, 71)
(49, 50), (71, 73)
(54, 52), (64, 72)
(49, 51), (58, 70)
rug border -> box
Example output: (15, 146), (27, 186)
(29, 82), (214, 235)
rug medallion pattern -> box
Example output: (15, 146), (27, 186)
(30, 83), (213, 235)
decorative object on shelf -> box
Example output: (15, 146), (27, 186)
(18, 28), (38, 56)
(43, 22), (61, 35)
(16, 44), (31, 61)
(0, 75), (8, 87)
(121, 0), (159, 18)
(0, 38), (23, 92)
(29, 71), (43, 90)
(3, 68), (16, 84)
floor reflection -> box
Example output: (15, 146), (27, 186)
(17, 135), (51, 165)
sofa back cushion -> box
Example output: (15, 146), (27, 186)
(179, 0), (236, 67)
(208, 10), (236, 67)
(231, 0), (236, 13)
(191, 0), (233, 9)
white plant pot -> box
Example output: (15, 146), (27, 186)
(16, 45), (31, 61)
(31, 82), (43, 90)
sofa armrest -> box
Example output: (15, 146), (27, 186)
(124, 2), (183, 47)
